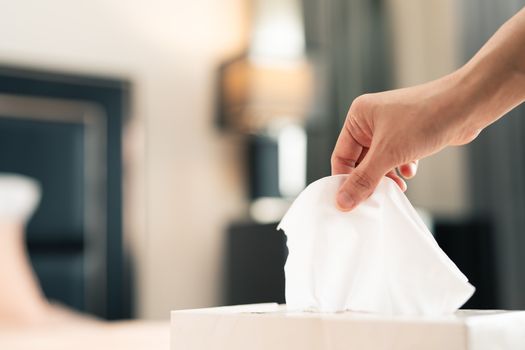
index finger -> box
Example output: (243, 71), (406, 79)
(331, 122), (364, 175)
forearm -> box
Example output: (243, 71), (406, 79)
(456, 7), (525, 131)
(333, 7), (525, 210)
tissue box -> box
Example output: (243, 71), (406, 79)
(171, 303), (525, 350)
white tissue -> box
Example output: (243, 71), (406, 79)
(278, 175), (475, 315)
(0, 174), (41, 224)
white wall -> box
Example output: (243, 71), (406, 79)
(0, 0), (249, 319)
(386, 0), (472, 218)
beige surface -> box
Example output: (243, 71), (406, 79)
(0, 321), (169, 350)
(171, 304), (525, 350)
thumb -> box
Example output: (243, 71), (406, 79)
(336, 153), (389, 211)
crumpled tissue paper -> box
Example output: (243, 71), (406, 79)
(278, 175), (475, 315)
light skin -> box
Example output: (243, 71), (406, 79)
(0, 220), (97, 327)
(332, 6), (525, 211)
(0, 221), (49, 325)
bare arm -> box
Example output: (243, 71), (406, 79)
(332, 7), (525, 211)
(458, 6), (525, 131)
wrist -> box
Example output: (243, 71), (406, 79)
(456, 48), (525, 131)
(427, 69), (482, 143)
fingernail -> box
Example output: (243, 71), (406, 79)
(337, 190), (355, 211)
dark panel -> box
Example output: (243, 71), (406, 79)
(434, 218), (497, 309)
(247, 135), (280, 199)
(0, 117), (84, 243)
(226, 222), (286, 305)
(30, 253), (85, 310)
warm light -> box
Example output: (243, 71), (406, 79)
(278, 124), (307, 197)
(249, 0), (305, 62)
(220, 58), (314, 133)
(249, 197), (292, 223)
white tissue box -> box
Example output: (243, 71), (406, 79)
(171, 303), (525, 350)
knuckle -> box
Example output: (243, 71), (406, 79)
(330, 153), (341, 169)
(350, 94), (371, 114)
(348, 94), (374, 120)
(332, 154), (356, 169)
(373, 141), (407, 168)
(351, 170), (374, 193)
(330, 152), (337, 165)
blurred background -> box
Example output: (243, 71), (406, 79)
(0, 0), (524, 325)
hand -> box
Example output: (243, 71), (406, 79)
(331, 73), (480, 211)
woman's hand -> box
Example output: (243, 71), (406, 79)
(331, 73), (480, 211)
